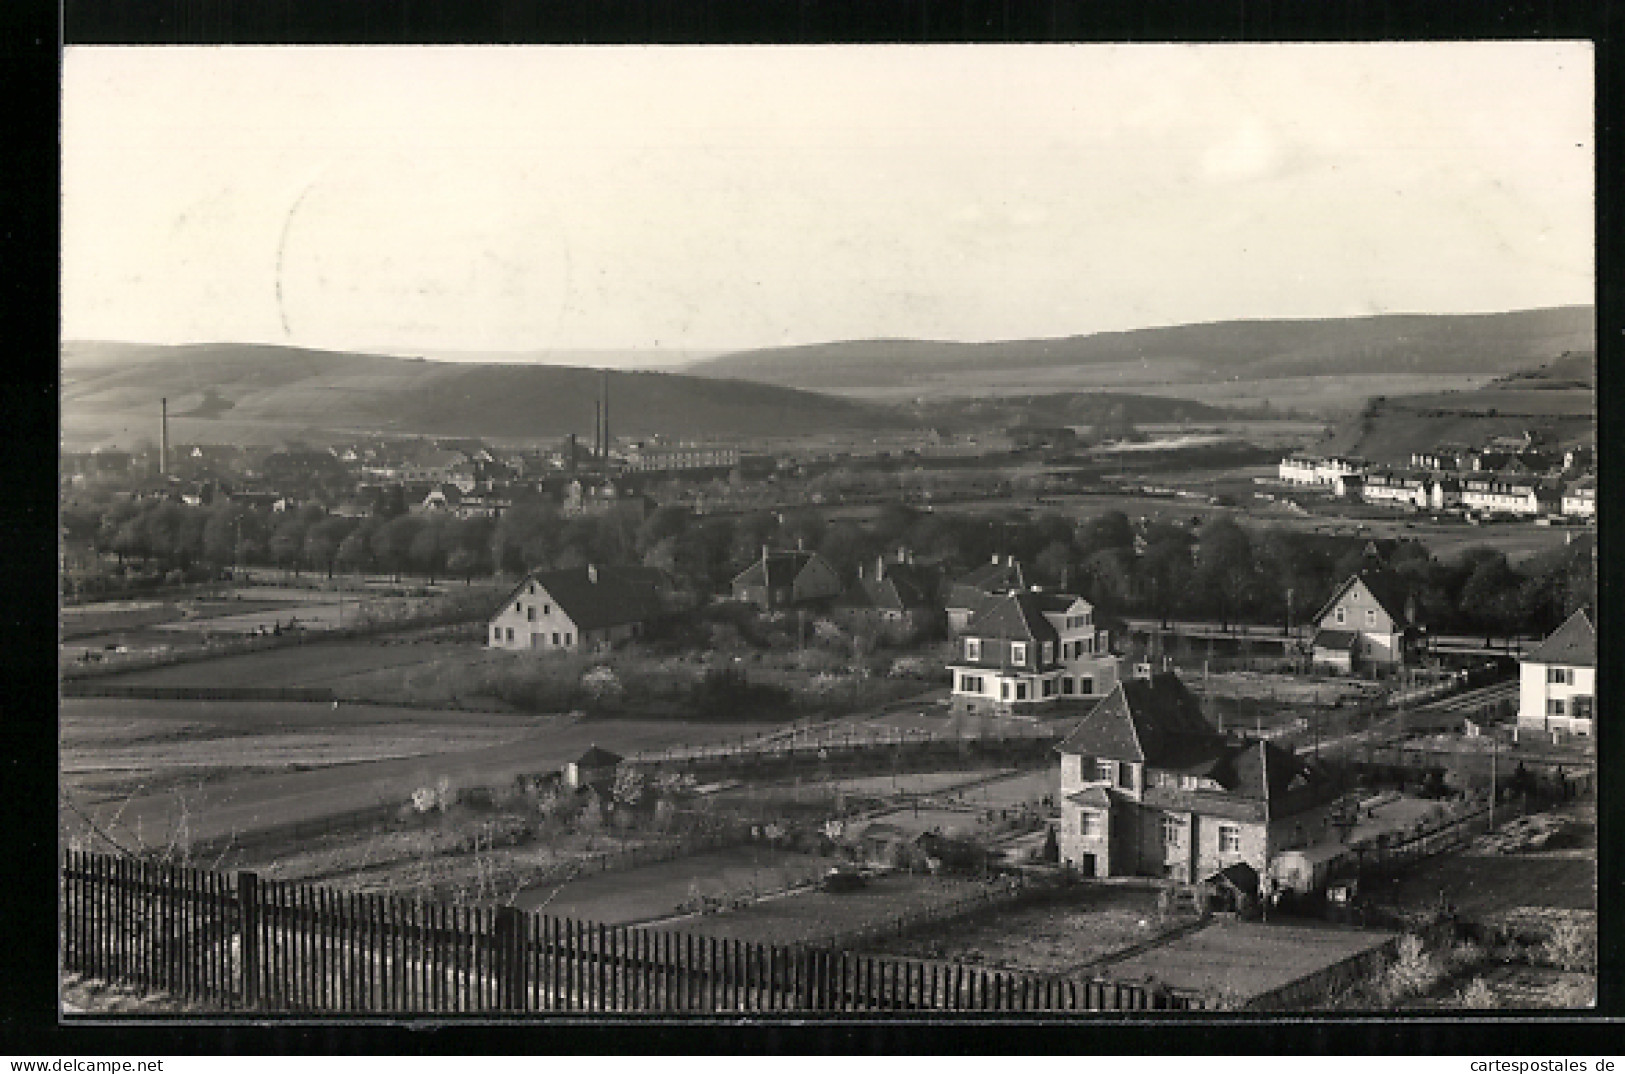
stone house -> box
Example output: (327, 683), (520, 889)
(1057, 674), (1344, 883)
(943, 554), (1027, 633)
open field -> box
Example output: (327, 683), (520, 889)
(651, 873), (998, 946)
(866, 885), (1181, 974)
(514, 845), (840, 923)
(62, 700), (780, 849)
(66, 638), (496, 692)
(1364, 845), (1595, 920)
(1105, 920), (1395, 1003)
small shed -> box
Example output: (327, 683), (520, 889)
(1311, 628), (1358, 673)
(1204, 861), (1261, 915)
(563, 745), (624, 792)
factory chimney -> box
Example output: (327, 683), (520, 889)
(601, 369), (610, 467)
(160, 398), (169, 477)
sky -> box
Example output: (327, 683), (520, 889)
(61, 43), (1593, 360)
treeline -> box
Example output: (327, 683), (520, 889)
(62, 497), (1591, 639)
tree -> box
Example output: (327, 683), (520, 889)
(1192, 517), (1255, 628)
(1035, 539), (1074, 588)
(409, 519), (446, 583)
(447, 548), (479, 585)
(370, 514), (422, 582)
(1459, 551), (1521, 638)
(611, 765), (645, 810)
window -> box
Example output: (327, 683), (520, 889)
(1041, 642), (1053, 665)
(564, 633), (573, 646)
(965, 638), (981, 660)
(505, 627), (514, 642)
(1161, 816), (1181, 844)
(1000, 682), (1011, 700)
(1095, 759), (1115, 783)
(528, 584), (535, 595)
(1080, 811), (1102, 837)
(1365, 608), (1376, 626)
(527, 606), (536, 621)
(543, 603), (551, 615)
(1219, 825), (1241, 853)
(515, 601), (522, 613)
(1117, 763), (1134, 791)
(1548, 667), (1573, 685)
(1077, 676), (1093, 695)
(1061, 677), (1074, 695)
(1334, 606), (1346, 625)
(1015, 682), (1028, 701)
(552, 632), (560, 645)
(492, 627), (501, 642)
(1179, 774), (1199, 791)
(1011, 642), (1027, 665)
(1548, 699), (1566, 717)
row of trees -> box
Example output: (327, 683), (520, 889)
(64, 495), (1592, 639)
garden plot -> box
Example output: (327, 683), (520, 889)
(1104, 920), (1395, 1005)
(865, 885), (1181, 974)
(513, 845), (840, 924)
(654, 874), (998, 947)
(60, 727), (531, 775)
(1191, 671), (1385, 706)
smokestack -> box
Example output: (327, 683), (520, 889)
(594, 402), (602, 463)
(601, 369), (610, 465)
(160, 398), (169, 477)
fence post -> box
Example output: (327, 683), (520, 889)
(493, 905), (526, 1011)
(238, 871), (260, 1008)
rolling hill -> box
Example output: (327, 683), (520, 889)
(683, 307), (1595, 393)
(1314, 351), (1596, 464)
(60, 342), (901, 447)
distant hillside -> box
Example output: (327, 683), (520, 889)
(908, 391), (1232, 432)
(1316, 350), (1596, 464)
(685, 307), (1595, 392)
(60, 341), (900, 447)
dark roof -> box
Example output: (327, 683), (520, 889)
(1312, 571), (1413, 630)
(573, 745), (623, 768)
(1524, 607), (1595, 667)
(499, 565), (666, 631)
(955, 557), (1026, 594)
(963, 590), (1083, 647)
(1207, 861), (1260, 898)
(1056, 674), (1222, 766)
(1065, 786), (1113, 809)
(731, 550), (824, 590)
(1311, 628), (1360, 650)
(839, 562), (937, 612)
(945, 583), (1000, 614)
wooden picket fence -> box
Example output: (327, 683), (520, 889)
(60, 850), (1203, 1013)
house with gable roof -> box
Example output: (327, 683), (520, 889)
(1056, 673), (1345, 882)
(831, 549), (943, 642)
(729, 547), (843, 612)
(1309, 571), (1417, 672)
(487, 564), (668, 653)
(947, 588), (1120, 715)
(943, 554), (1027, 633)
(1517, 607), (1595, 738)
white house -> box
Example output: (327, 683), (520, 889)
(1309, 572), (1415, 671)
(1561, 477), (1596, 519)
(1517, 608), (1595, 738)
(1460, 477), (1542, 516)
(1362, 471), (1430, 510)
(1314, 456), (1367, 486)
(948, 589), (1120, 714)
(1278, 456), (1321, 486)
(487, 564), (666, 653)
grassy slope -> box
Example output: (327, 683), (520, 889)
(685, 307), (1596, 390)
(1316, 352), (1596, 464)
(61, 341), (899, 443)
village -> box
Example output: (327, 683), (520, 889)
(60, 382), (1596, 1013)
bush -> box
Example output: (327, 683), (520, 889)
(1542, 919), (1595, 973)
(1382, 934), (1441, 1002)
(1457, 978), (1497, 1009)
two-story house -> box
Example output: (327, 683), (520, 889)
(1309, 571), (1416, 672)
(1517, 607), (1595, 738)
(1057, 673), (1344, 883)
(831, 550), (942, 643)
(729, 548), (844, 612)
(1362, 471), (1430, 510)
(947, 589), (1119, 715)
(1561, 477), (1596, 519)
(487, 564), (667, 653)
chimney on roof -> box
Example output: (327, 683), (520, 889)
(991, 553), (1000, 565)
(587, 564), (598, 584)
(875, 555), (886, 581)
(797, 537), (805, 552)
